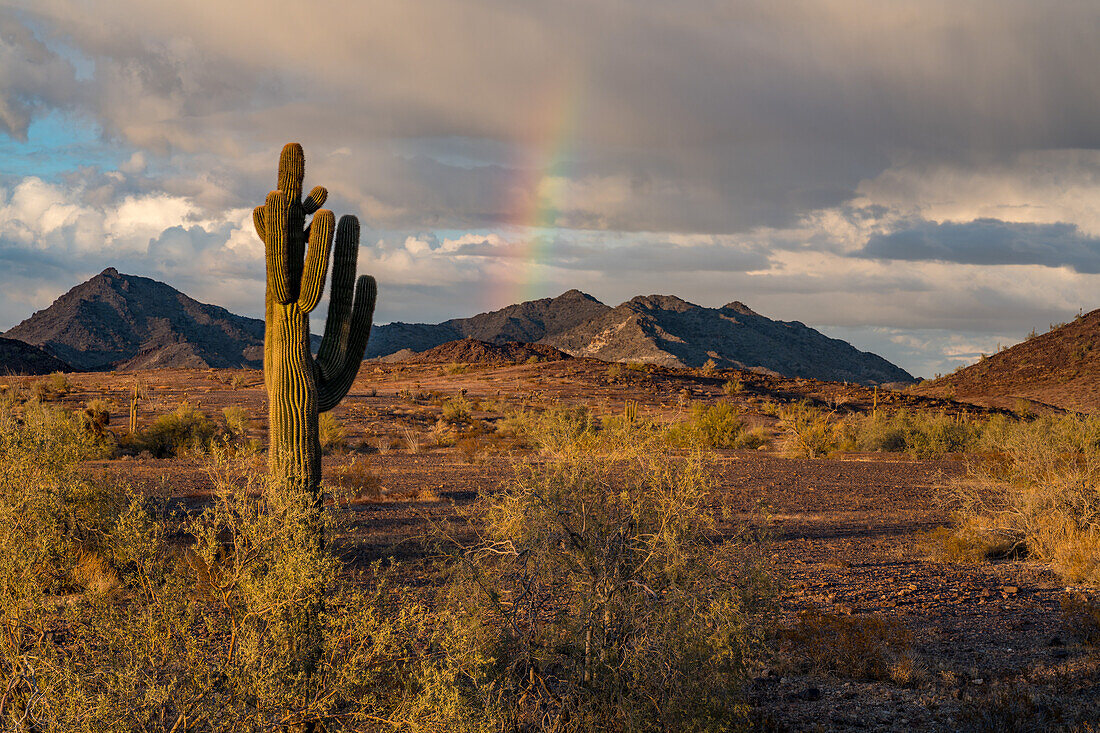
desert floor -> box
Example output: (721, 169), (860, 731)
(11, 360), (1098, 731)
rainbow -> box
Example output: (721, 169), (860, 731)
(488, 72), (583, 309)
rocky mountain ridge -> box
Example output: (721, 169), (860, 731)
(4, 268), (267, 371)
(369, 290), (913, 385)
(3, 270), (914, 384)
(0, 337), (73, 375)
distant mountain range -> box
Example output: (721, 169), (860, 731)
(369, 290), (913, 384)
(1, 269), (914, 384)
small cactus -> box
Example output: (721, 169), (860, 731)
(624, 399), (639, 423)
(129, 385), (139, 435)
(253, 143), (377, 495)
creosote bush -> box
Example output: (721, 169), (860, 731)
(128, 401), (220, 457)
(0, 442), (446, 731)
(778, 401), (841, 458)
(947, 414), (1100, 583)
(442, 395), (473, 423)
(440, 417), (771, 731)
(842, 409), (985, 458)
(775, 610), (918, 684)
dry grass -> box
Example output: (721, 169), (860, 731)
(332, 456), (383, 501)
(946, 415), (1100, 584)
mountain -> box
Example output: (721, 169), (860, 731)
(912, 310), (1100, 412)
(5, 270), (913, 384)
(365, 289), (609, 358)
(369, 291), (911, 385)
(4, 268), (267, 371)
(0, 337), (73, 375)
(542, 295), (912, 384)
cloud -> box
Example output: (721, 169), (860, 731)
(0, 11), (81, 139)
(4, 0), (1100, 233)
(5, 1), (1100, 376)
(857, 219), (1100, 273)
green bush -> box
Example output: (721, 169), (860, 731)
(442, 423), (770, 730)
(949, 414), (1100, 583)
(844, 410), (985, 458)
(441, 395), (472, 423)
(667, 402), (748, 448)
(0, 448), (450, 731)
(779, 401), (840, 458)
(132, 401), (220, 457)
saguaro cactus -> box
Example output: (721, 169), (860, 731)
(253, 143), (376, 495)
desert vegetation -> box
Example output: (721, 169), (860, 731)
(2, 359), (1099, 730)
(0, 394), (772, 731)
(943, 413), (1100, 584)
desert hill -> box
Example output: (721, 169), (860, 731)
(4, 268), (267, 371)
(912, 309), (1100, 412)
(405, 338), (572, 365)
(0, 337), (73, 375)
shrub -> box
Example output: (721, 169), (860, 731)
(132, 401), (220, 457)
(46, 371), (72, 395)
(701, 358), (718, 374)
(332, 456), (383, 501)
(844, 410), (984, 458)
(948, 414), (1100, 583)
(723, 377), (744, 395)
(318, 411), (348, 454)
(1060, 592), (1100, 645)
(455, 435), (483, 464)
(442, 395), (472, 423)
(80, 398), (111, 439)
(1014, 398), (1036, 419)
(668, 402), (747, 448)
(779, 402), (840, 458)
(442, 424), (770, 730)
(444, 362), (469, 375)
(775, 610), (916, 683)
(0, 448), (453, 731)
(222, 405), (250, 439)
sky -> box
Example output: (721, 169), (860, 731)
(2, 1), (1100, 377)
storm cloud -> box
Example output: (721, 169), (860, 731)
(3, 1), (1100, 375)
(858, 219), (1100, 273)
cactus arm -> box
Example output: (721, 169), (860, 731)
(303, 185), (328, 215)
(278, 143), (305, 201)
(318, 274), (376, 412)
(253, 206), (266, 241)
(297, 209), (334, 313)
(316, 215), (359, 381)
(264, 191), (293, 305)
